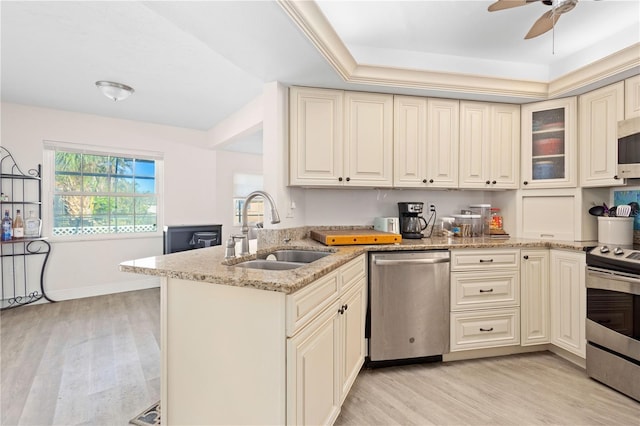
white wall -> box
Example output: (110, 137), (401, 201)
(1, 102), (221, 300)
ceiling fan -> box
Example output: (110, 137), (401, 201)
(488, 0), (579, 39)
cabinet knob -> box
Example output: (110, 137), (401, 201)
(485, 180), (490, 185)
(429, 179), (434, 184)
(338, 177), (343, 182)
(346, 177), (351, 182)
(614, 175), (620, 180)
(523, 181), (528, 185)
(343, 304), (348, 311)
(492, 180), (497, 185)
(523, 255), (529, 260)
(338, 307), (344, 315)
(423, 179), (427, 184)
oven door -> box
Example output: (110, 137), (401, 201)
(586, 267), (640, 361)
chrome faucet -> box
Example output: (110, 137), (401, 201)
(240, 190), (280, 255)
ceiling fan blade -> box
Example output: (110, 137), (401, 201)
(525, 10), (561, 39)
(488, 0), (538, 12)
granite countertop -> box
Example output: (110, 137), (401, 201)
(119, 236), (596, 294)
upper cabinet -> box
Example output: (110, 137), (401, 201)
(579, 82), (625, 187)
(625, 74), (640, 119)
(521, 97), (577, 189)
(393, 96), (459, 188)
(459, 101), (520, 189)
(344, 91), (394, 187)
(289, 86), (393, 187)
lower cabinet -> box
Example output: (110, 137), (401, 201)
(286, 256), (367, 425)
(450, 249), (521, 351)
(549, 249), (586, 358)
(521, 249), (550, 346)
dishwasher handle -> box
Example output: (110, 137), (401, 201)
(373, 257), (450, 266)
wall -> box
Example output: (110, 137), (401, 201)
(1, 102), (220, 300)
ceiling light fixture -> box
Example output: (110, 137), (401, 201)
(95, 81), (135, 102)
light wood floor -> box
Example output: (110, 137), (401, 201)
(1, 288), (160, 425)
(2, 289), (639, 425)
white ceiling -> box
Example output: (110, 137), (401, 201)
(1, 0), (639, 138)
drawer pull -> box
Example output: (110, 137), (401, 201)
(479, 288), (494, 293)
(479, 327), (494, 332)
(479, 259), (494, 263)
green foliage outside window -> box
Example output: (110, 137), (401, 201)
(53, 150), (157, 235)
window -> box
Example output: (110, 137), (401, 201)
(232, 173), (264, 226)
(45, 142), (162, 238)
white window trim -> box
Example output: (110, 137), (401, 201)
(43, 140), (164, 242)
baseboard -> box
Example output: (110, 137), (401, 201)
(443, 344), (550, 362)
(548, 344), (586, 369)
(45, 277), (160, 302)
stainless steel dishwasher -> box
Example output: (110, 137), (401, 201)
(368, 250), (450, 364)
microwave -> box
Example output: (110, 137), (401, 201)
(618, 116), (640, 178)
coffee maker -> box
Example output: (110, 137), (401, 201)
(398, 202), (428, 239)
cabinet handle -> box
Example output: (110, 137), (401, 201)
(338, 177), (343, 182)
(346, 177), (351, 182)
(492, 180), (497, 185)
(479, 327), (494, 332)
(479, 288), (494, 293)
(540, 233), (554, 238)
(614, 175), (620, 180)
(485, 180), (490, 185)
(338, 307), (344, 315)
(423, 179), (427, 183)
(429, 179), (434, 183)
(523, 255), (529, 260)
(479, 259), (494, 263)
(342, 304), (348, 311)
(523, 181), (528, 185)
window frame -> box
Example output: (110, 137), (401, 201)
(43, 140), (164, 242)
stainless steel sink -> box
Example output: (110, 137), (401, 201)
(233, 259), (304, 271)
(233, 249), (332, 271)
(257, 249), (331, 263)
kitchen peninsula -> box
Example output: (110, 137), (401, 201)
(120, 228), (595, 425)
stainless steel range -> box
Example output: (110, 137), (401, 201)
(585, 244), (640, 401)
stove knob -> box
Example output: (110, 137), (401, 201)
(600, 246), (610, 254)
(613, 247), (624, 256)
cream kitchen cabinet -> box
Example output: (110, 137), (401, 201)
(549, 249), (586, 358)
(289, 86), (393, 187)
(520, 249), (550, 346)
(287, 255), (367, 425)
(459, 101), (520, 189)
(393, 95), (459, 188)
(625, 74), (640, 119)
(521, 97), (577, 188)
(161, 254), (366, 426)
(450, 249), (521, 351)
(579, 82), (625, 187)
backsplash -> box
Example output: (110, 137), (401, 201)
(613, 189), (640, 244)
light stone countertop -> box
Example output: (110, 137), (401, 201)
(119, 235), (597, 294)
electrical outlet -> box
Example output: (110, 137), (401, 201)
(429, 203), (436, 212)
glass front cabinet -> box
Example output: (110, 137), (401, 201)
(521, 97), (577, 188)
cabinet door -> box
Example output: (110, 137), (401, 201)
(289, 87), (344, 186)
(459, 101), (490, 189)
(521, 97), (577, 188)
(549, 250), (586, 358)
(625, 74), (640, 119)
(426, 98), (459, 188)
(287, 301), (341, 426)
(490, 104), (520, 189)
(344, 91), (393, 187)
(579, 82), (625, 187)
(521, 249), (550, 346)
(393, 95), (428, 187)
(338, 278), (366, 403)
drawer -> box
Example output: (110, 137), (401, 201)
(340, 255), (366, 293)
(450, 308), (520, 351)
(451, 249), (520, 271)
(451, 270), (520, 311)
(286, 269), (339, 337)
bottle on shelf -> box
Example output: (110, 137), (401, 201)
(2, 210), (13, 241)
(13, 209), (24, 238)
(24, 210), (41, 238)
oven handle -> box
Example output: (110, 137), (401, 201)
(586, 267), (640, 296)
